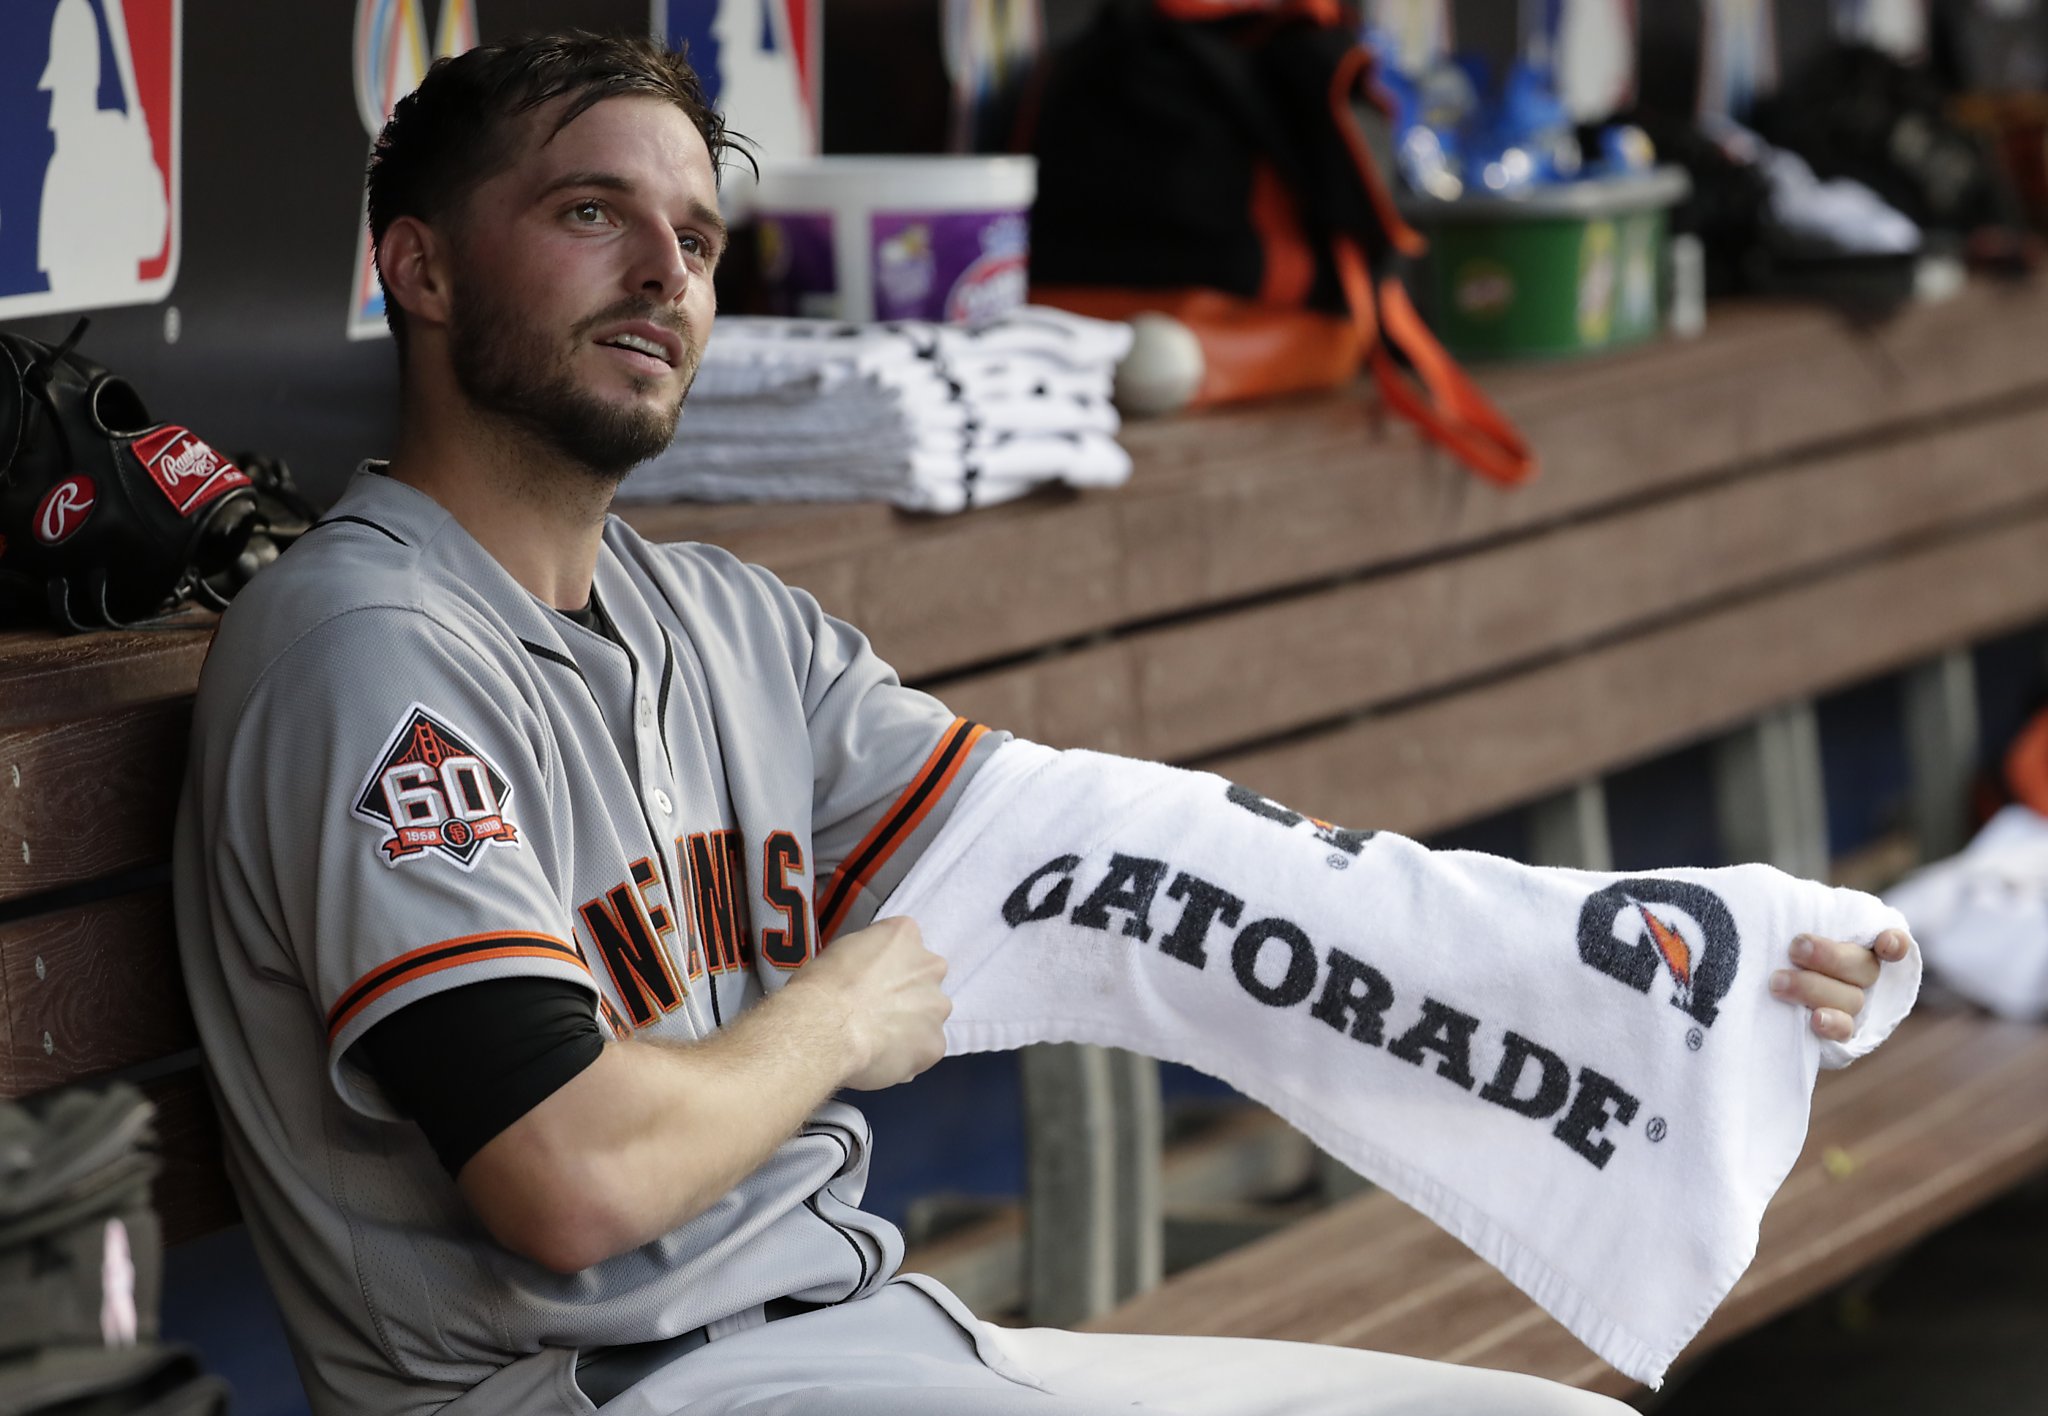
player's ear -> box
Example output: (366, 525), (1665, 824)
(377, 216), (455, 331)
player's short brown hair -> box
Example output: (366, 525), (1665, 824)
(365, 30), (747, 346)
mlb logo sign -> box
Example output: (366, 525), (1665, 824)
(0, 0), (180, 321)
(655, 0), (820, 166)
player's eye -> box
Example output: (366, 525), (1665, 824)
(678, 231), (711, 259)
(567, 199), (609, 226)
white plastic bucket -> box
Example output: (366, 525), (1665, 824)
(751, 156), (1037, 323)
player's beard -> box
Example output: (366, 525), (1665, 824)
(447, 278), (698, 484)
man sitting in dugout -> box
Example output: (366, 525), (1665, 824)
(173, 29), (1907, 1416)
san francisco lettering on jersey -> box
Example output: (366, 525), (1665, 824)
(571, 828), (816, 1037)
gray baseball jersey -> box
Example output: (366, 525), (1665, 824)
(172, 466), (1005, 1416)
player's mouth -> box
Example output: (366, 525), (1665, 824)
(593, 322), (683, 375)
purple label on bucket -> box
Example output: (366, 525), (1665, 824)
(873, 211), (1028, 322)
(758, 212), (838, 318)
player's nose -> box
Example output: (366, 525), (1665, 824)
(626, 220), (692, 307)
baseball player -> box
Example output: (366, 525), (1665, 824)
(172, 31), (1904, 1416)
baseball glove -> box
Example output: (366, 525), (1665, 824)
(0, 319), (309, 632)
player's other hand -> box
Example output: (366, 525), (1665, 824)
(1770, 928), (1912, 1043)
(794, 915), (952, 1090)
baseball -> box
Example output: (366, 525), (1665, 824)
(1114, 312), (1206, 416)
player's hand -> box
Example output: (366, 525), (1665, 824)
(793, 915), (952, 1091)
(1770, 928), (1912, 1043)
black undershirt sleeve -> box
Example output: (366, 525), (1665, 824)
(355, 975), (606, 1176)
(364, 601), (613, 1172)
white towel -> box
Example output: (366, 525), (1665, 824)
(1885, 804), (2048, 1020)
(878, 741), (1922, 1388)
(617, 309), (1134, 513)
(617, 431), (1130, 512)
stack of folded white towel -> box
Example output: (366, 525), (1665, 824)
(617, 308), (1135, 514)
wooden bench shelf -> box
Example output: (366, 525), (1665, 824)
(2, 280), (2045, 1393)
(1213, 496), (2048, 840)
(934, 402), (2048, 766)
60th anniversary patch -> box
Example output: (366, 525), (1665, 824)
(353, 705), (519, 867)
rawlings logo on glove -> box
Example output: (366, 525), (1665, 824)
(0, 319), (306, 631)
(131, 426), (250, 516)
(34, 475), (96, 546)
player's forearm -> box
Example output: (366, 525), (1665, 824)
(460, 972), (865, 1272)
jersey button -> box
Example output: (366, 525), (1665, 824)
(638, 698), (654, 726)
(652, 788), (674, 816)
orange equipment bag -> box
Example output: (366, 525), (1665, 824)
(1026, 0), (1536, 486)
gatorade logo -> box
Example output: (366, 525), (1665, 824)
(1576, 879), (1740, 1028)
(1224, 782), (1375, 861)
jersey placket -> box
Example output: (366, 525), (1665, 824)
(651, 621), (763, 1032)
(561, 600), (711, 1040)
(638, 643), (745, 1028)
(597, 561), (778, 1035)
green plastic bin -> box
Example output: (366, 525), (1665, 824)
(1402, 168), (1690, 361)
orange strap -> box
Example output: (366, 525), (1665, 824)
(1326, 37), (1537, 488)
(1331, 236), (1536, 486)
(1327, 44), (1425, 260)
(1372, 266), (1538, 486)
(1250, 162), (1316, 307)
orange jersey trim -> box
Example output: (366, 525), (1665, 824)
(326, 931), (586, 1041)
(817, 718), (989, 944)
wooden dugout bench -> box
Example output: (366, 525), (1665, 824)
(4, 277), (2048, 1400)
